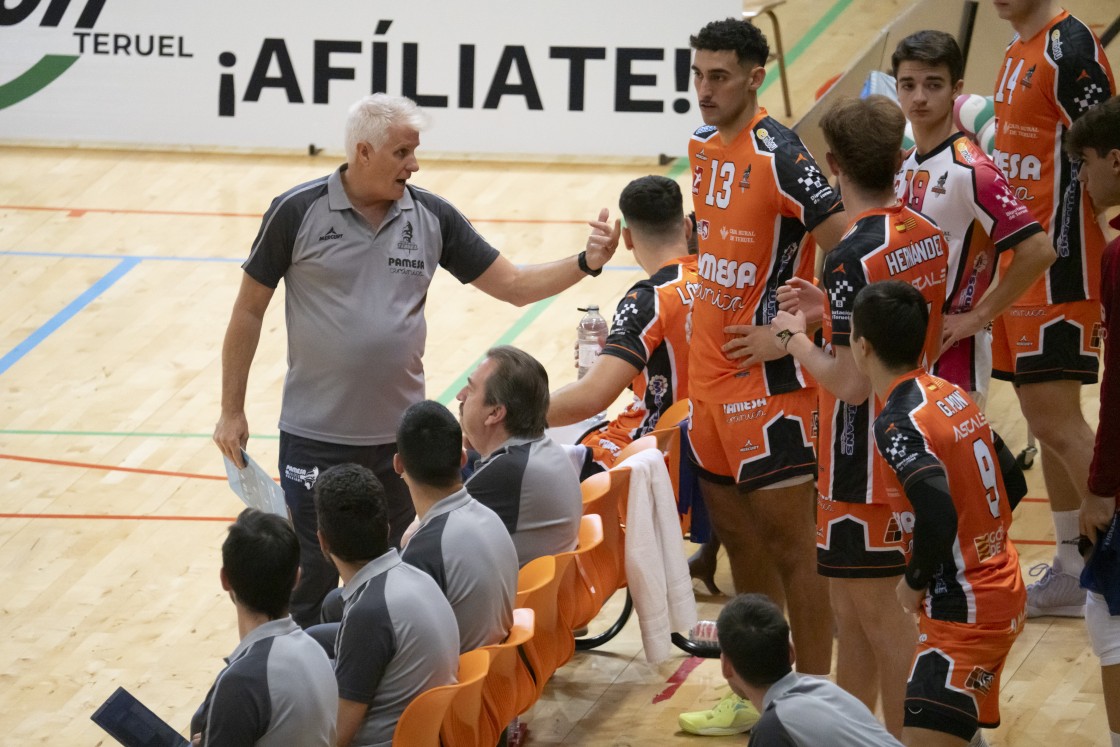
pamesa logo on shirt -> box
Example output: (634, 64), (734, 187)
(396, 221), (419, 253)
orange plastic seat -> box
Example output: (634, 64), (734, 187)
(649, 404), (686, 532)
(392, 648), (490, 747)
(481, 607), (537, 731)
(580, 469), (612, 512)
(391, 682), (457, 747)
(615, 434), (658, 464)
(614, 435), (660, 521)
(546, 552), (577, 669)
(441, 648), (492, 747)
(556, 514), (606, 632)
(652, 398), (690, 436)
(514, 554), (570, 697)
(581, 467), (630, 596)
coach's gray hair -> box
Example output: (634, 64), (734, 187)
(344, 94), (429, 161)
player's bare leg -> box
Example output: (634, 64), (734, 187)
(836, 576), (916, 737)
(1018, 379), (1094, 513)
(1103, 663), (1120, 737)
(746, 479), (833, 675)
(701, 477), (785, 605)
(1016, 380), (1096, 616)
(688, 530), (723, 595)
(831, 578), (879, 710)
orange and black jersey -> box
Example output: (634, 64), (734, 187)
(876, 371), (1025, 624)
(993, 11), (1114, 305)
(599, 256), (696, 436)
(688, 108), (842, 401)
(818, 205), (948, 504)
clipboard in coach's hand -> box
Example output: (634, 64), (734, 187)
(223, 449), (289, 519)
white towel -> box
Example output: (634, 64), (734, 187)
(620, 448), (697, 663)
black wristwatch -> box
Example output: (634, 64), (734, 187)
(578, 250), (602, 277)
(775, 328), (801, 349)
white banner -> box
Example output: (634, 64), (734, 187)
(0, 0), (739, 158)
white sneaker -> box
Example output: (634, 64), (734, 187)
(969, 729), (990, 747)
(1025, 561), (1086, 618)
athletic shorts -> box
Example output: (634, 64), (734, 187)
(991, 300), (1101, 385)
(816, 496), (907, 578)
(1087, 591), (1120, 666)
(577, 404), (645, 473)
(933, 327), (992, 406)
(905, 613), (1024, 739)
(687, 387), (817, 490)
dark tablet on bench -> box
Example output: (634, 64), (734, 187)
(91, 687), (190, 747)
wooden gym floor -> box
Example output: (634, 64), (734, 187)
(1, 0), (1117, 743)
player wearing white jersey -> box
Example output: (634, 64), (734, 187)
(891, 30), (1053, 407)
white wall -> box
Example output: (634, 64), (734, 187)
(0, 0), (739, 158)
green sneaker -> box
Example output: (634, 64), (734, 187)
(678, 691), (760, 736)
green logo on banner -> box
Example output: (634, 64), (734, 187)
(0, 55), (80, 110)
(0, 0), (105, 109)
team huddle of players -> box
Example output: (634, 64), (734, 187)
(655, 6), (1113, 745)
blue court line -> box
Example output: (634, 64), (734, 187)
(0, 249), (643, 272)
(0, 250), (241, 263)
(0, 257), (140, 376)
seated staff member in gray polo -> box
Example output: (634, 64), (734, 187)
(718, 593), (903, 747)
(396, 400), (518, 651)
(457, 346), (583, 567)
(191, 509), (338, 747)
(315, 464), (459, 747)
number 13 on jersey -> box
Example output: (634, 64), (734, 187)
(693, 160), (737, 209)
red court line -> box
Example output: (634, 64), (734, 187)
(653, 656), (705, 704)
(0, 203), (584, 225)
(0, 452), (227, 481)
(0, 512), (235, 522)
(0, 453), (1065, 544)
(1, 203), (260, 219)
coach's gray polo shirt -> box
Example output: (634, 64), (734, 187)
(335, 548), (459, 747)
(191, 617), (337, 746)
(465, 434), (582, 567)
(402, 488), (518, 651)
(749, 672), (903, 746)
(243, 167), (500, 446)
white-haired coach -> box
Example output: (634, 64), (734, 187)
(213, 93), (618, 627)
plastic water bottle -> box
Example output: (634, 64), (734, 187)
(577, 305), (608, 379)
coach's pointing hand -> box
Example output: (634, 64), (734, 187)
(584, 208), (621, 271)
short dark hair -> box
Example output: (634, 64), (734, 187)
(820, 95), (906, 192)
(690, 17), (769, 68)
(315, 463), (388, 563)
(619, 175), (684, 245)
(1066, 95), (1120, 159)
(222, 509), (300, 619)
(483, 345), (549, 439)
(891, 30), (964, 83)
(717, 594), (792, 687)
(397, 400), (463, 488)
(851, 281), (929, 369)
